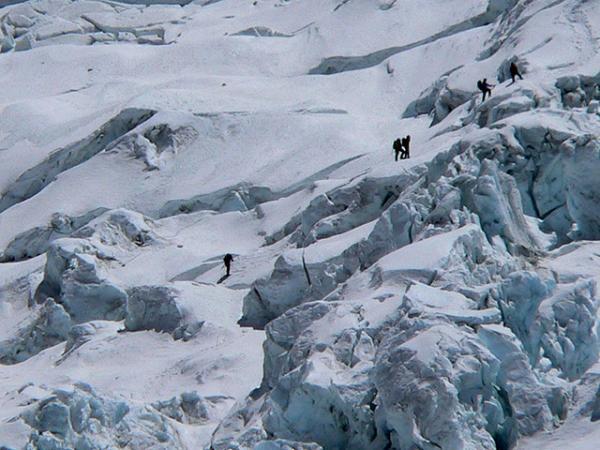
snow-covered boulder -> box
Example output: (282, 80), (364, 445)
(19, 383), (185, 449)
(159, 183), (276, 217)
(556, 74), (600, 108)
(371, 224), (513, 289)
(34, 237), (127, 323)
(34, 209), (161, 323)
(125, 285), (204, 340)
(109, 121), (199, 171)
(58, 321), (99, 362)
(404, 282), (501, 326)
(152, 391), (235, 425)
(295, 176), (413, 246)
(152, 391), (210, 424)
(403, 75), (474, 124)
(464, 87), (542, 128)
(72, 208), (161, 246)
(403, 75), (450, 119)
(0, 299), (71, 364)
(1, 208), (108, 262)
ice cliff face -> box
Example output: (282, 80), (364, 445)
(1, 0), (600, 449)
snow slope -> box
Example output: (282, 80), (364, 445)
(0, 0), (600, 448)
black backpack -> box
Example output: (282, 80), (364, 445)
(393, 139), (402, 151)
(477, 80), (484, 91)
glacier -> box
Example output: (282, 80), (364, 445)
(1, 0), (600, 449)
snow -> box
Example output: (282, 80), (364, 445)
(1, 0), (600, 448)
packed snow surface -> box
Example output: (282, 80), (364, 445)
(1, 0), (600, 449)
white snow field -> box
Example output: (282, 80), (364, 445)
(1, 0), (600, 448)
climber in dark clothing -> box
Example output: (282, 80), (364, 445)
(510, 62), (523, 83)
(393, 138), (403, 161)
(401, 135), (411, 159)
(477, 78), (494, 101)
(223, 253), (234, 276)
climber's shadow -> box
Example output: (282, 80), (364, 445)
(217, 274), (230, 284)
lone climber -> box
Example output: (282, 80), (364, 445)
(401, 135), (411, 159)
(223, 253), (234, 276)
(393, 138), (403, 161)
(477, 78), (494, 101)
(510, 62), (523, 83)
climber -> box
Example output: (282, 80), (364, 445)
(393, 138), (403, 161)
(510, 62), (523, 83)
(477, 78), (494, 101)
(401, 135), (411, 159)
(223, 253), (234, 276)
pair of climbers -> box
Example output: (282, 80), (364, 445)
(477, 62), (523, 101)
(393, 135), (411, 161)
